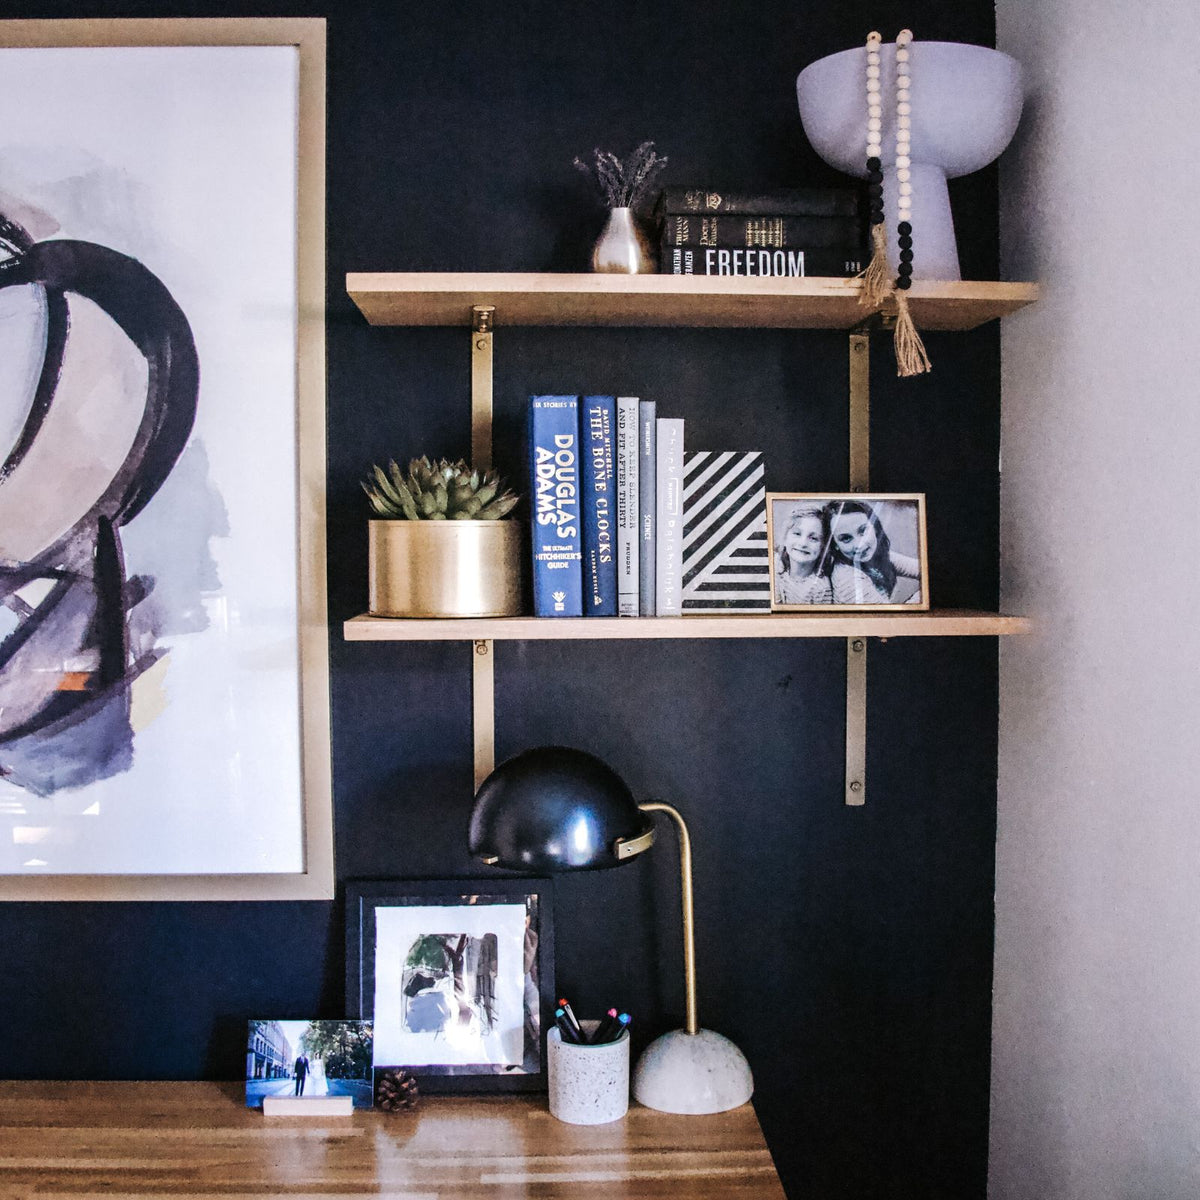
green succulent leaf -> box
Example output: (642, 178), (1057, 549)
(478, 492), (519, 520)
(362, 454), (521, 520)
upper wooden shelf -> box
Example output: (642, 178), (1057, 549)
(345, 610), (1029, 642)
(345, 272), (1038, 332)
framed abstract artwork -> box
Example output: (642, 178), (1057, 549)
(0, 19), (331, 899)
(345, 880), (555, 1093)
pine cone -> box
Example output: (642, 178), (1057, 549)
(375, 1068), (419, 1112)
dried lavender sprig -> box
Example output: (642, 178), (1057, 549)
(574, 140), (668, 210)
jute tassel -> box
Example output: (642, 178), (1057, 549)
(857, 223), (892, 310)
(892, 290), (932, 376)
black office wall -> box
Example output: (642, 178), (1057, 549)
(1, 3), (1002, 1196)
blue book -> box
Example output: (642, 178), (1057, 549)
(638, 400), (657, 615)
(580, 395), (618, 616)
(529, 395), (583, 617)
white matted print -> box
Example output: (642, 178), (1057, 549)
(372, 902), (528, 1069)
(0, 21), (329, 897)
(767, 493), (930, 610)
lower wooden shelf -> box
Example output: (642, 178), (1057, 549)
(344, 609), (1029, 641)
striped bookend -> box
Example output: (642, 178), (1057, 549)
(681, 451), (771, 612)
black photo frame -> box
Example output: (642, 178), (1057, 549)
(345, 878), (554, 1093)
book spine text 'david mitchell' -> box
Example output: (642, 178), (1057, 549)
(615, 397), (640, 617)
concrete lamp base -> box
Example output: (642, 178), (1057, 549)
(632, 1028), (754, 1115)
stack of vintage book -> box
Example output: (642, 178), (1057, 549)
(656, 186), (865, 278)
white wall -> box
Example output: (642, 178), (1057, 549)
(993, 2), (1200, 1197)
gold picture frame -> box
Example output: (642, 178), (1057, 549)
(766, 492), (930, 612)
(0, 19), (331, 900)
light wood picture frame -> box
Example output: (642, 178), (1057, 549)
(0, 19), (331, 899)
(767, 492), (930, 611)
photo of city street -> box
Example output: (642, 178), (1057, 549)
(245, 1019), (374, 1108)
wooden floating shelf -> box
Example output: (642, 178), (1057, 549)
(345, 610), (1029, 642)
(345, 272), (1039, 332)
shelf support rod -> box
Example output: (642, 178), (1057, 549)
(471, 305), (495, 471)
(471, 306), (497, 789)
(849, 332), (870, 492)
(846, 332), (870, 805)
(473, 639), (496, 791)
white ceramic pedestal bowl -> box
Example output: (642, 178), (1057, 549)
(796, 41), (1022, 280)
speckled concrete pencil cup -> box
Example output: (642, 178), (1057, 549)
(547, 1025), (630, 1125)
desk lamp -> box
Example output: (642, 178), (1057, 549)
(468, 745), (753, 1114)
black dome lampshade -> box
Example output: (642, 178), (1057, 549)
(468, 746), (655, 872)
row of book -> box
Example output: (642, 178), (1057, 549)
(529, 395), (771, 617)
(655, 186), (865, 278)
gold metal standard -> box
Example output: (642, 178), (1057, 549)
(472, 640), (495, 792)
(846, 638), (867, 805)
(470, 304), (497, 783)
(471, 305), (494, 471)
(846, 332), (870, 805)
(638, 801), (698, 1036)
(849, 332), (870, 491)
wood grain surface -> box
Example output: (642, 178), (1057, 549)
(345, 271), (1038, 331)
(0, 1082), (786, 1198)
(344, 609), (1030, 641)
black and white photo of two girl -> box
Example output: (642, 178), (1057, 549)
(767, 494), (929, 611)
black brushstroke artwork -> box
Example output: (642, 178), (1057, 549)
(0, 213), (199, 796)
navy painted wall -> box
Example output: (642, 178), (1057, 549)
(2, 3), (1001, 1196)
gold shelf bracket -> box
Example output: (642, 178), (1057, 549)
(472, 639), (495, 792)
(471, 304), (495, 471)
(470, 307), (496, 790)
(846, 331), (870, 805)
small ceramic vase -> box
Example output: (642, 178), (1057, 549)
(591, 206), (655, 273)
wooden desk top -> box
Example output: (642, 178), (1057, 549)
(0, 1081), (785, 1198)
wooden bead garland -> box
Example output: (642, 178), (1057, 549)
(856, 28), (932, 376)
(858, 31), (891, 308)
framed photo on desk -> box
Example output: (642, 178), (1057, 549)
(346, 879), (555, 1092)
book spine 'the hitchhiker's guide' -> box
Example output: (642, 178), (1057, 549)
(529, 395), (583, 617)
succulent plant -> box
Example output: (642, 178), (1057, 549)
(363, 457), (519, 521)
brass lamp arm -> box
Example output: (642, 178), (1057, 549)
(638, 801), (698, 1036)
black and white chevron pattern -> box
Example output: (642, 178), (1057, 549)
(681, 451), (771, 612)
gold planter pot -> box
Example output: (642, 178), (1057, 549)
(368, 519), (525, 618)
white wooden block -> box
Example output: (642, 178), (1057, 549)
(262, 1096), (354, 1117)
